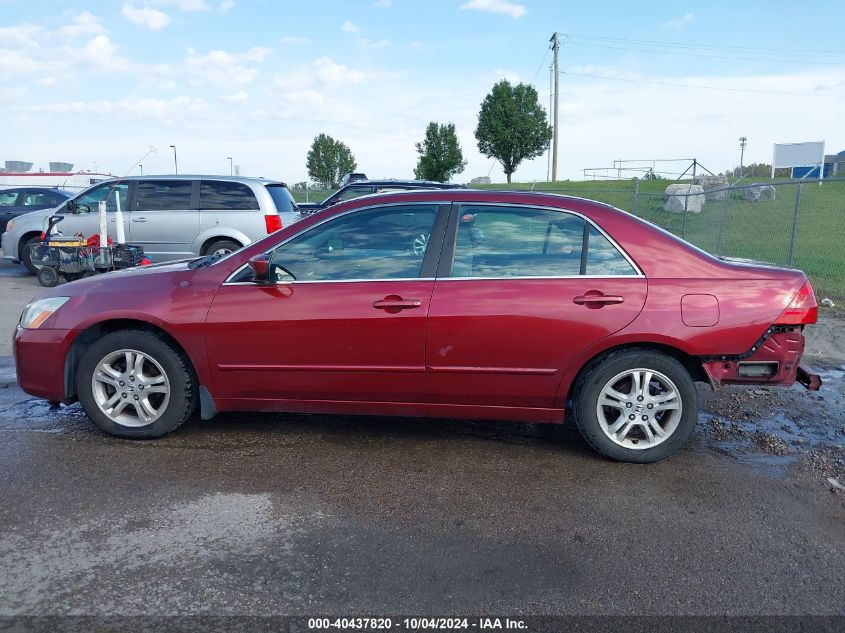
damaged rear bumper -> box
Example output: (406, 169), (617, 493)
(796, 365), (822, 391)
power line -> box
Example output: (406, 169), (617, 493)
(531, 42), (552, 85)
(560, 32), (845, 58)
(565, 40), (844, 66)
(561, 70), (835, 97)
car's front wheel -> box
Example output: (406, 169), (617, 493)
(76, 330), (197, 439)
(572, 350), (698, 463)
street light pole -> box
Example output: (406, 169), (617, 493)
(170, 145), (178, 174)
(227, 156), (233, 176)
(738, 136), (747, 179)
(139, 164), (143, 176)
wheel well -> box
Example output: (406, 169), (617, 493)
(18, 231), (41, 259)
(200, 236), (242, 255)
(64, 319), (197, 400)
(564, 343), (708, 408)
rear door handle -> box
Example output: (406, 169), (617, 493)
(573, 294), (624, 305)
(373, 295), (422, 311)
(132, 217), (148, 223)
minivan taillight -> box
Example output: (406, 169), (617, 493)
(776, 281), (818, 325)
(264, 215), (282, 234)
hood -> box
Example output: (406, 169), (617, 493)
(36, 260), (195, 301)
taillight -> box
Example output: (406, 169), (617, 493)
(776, 281), (818, 325)
(264, 214), (282, 233)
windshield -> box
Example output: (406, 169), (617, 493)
(265, 184), (297, 214)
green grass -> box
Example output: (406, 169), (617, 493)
(293, 178), (845, 301)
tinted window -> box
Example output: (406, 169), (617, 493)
(0, 191), (19, 206)
(586, 226), (637, 276)
(135, 181), (193, 211)
(24, 191), (63, 206)
(265, 184), (296, 214)
(334, 185), (372, 203)
(270, 204), (438, 281)
(200, 181), (259, 210)
(451, 206), (584, 278)
(75, 182), (130, 213)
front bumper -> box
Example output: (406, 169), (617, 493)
(13, 326), (77, 402)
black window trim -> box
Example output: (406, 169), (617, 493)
(437, 202), (643, 280)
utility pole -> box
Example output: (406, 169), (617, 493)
(170, 145), (178, 174)
(228, 156), (233, 176)
(738, 136), (747, 178)
(550, 33), (560, 182)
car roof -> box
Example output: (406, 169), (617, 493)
(111, 175), (286, 186)
(0, 186), (73, 195)
(355, 179), (461, 188)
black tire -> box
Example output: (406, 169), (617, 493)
(22, 235), (47, 274)
(37, 266), (60, 287)
(203, 239), (241, 256)
(75, 330), (197, 439)
(572, 350), (698, 463)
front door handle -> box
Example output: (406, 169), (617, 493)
(373, 295), (422, 311)
(573, 294), (624, 306)
(132, 217), (148, 223)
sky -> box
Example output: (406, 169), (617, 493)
(1, 0), (844, 183)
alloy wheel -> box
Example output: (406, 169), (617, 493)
(91, 349), (171, 427)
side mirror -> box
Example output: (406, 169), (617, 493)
(248, 254), (270, 281)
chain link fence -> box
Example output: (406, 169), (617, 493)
(526, 178), (845, 306)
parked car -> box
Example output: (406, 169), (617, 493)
(0, 187), (73, 234)
(297, 178), (461, 214)
(14, 190), (821, 463)
(1, 176), (299, 274)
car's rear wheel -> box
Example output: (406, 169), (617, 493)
(76, 330), (196, 439)
(203, 239), (241, 257)
(572, 350), (698, 463)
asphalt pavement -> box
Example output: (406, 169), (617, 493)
(0, 255), (843, 618)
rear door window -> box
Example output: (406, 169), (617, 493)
(134, 181), (193, 211)
(0, 191), (19, 206)
(200, 181), (259, 210)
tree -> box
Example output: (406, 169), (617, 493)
(306, 134), (357, 189)
(413, 122), (467, 182)
(475, 80), (552, 183)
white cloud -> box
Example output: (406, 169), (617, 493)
(459, 0), (526, 19)
(153, 0), (210, 11)
(184, 46), (271, 86)
(372, 0), (392, 6)
(279, 35), (311, 45)
(122, 5), (172, 31)
(341, 21), (361, 32)
(493, 68), (521, 83)
(358, 38), (390, 50)
(664, 12), (695, 28)
(220, 91), (248, 102)
(58, 12), (105, 38)
(0, 24), (43, 49)
(220, 0), (235, 11)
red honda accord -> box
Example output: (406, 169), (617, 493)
(14, 190), (821, 462)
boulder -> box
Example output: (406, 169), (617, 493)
(693, 175), (730, 201)
(664, 184), (705, 214)
(743, 184), (776, 202)
(470, 176), (491, 184)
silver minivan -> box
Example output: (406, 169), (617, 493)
(1, 175), (300, 273)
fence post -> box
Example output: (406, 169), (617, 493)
(681, 194), (688, 240)
(715, 186), (729, 256)
(631, 178), (639, 216)
(788, 183), (802, 267)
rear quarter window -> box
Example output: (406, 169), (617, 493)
(586, 226), (637, 276)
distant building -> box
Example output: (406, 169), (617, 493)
(824, 151), (845, 178)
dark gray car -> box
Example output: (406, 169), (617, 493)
(0, 188), (72, 234)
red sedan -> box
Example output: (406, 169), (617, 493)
(14, 190), (821, 462)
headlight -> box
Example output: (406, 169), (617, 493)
(20, 297), (70, 329)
